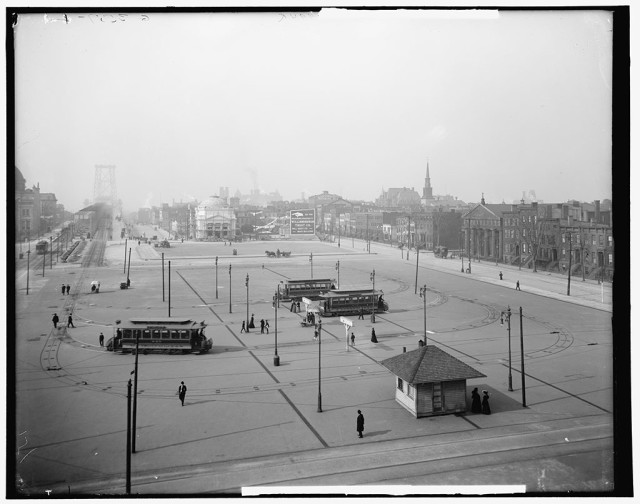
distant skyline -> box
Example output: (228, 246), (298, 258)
(14, 8), (613, 212)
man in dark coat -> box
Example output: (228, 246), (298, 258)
(61, 284), (66, 295)
(260, 319), (265, 333)
(471, 387), (482, 413)
(66, 284), (71, 295)
(370, 328), (378, 343)
(67, 314), (75, 328)
(178, 381), (187, 406)
(99, 332), (104, 347)
(356, 410), (365, 438)
(52, 313), (59, 329)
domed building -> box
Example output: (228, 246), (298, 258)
(195, 196), (236, 240)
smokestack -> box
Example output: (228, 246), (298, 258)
(595, 200), (601, 224)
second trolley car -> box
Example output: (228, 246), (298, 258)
(107, 317), (212, 354)
(317, 289), (388, 317)
(279, 278), (336, 301)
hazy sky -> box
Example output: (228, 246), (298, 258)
(14, 8), (613, 212)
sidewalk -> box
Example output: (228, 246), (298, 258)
(349, 238), (612, 312)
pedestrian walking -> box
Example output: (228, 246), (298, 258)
(471, 387), (481, 413)
(67, 314), (75, 328)
(313, 329), (319, 342)
(249, 314), (255, 329)
(66, 284), (71, 295)
(370, 328), (378, 343)
(178, 381), (187, 406)
(351, 332), (355, 346)
(358, 307), (364, 320)
(240, 321), (246, 333)
(52, 313), (59, 329)
(482, 390), (491, 415)
(61, 284), (66, 295)
(356, 410), (365, 438)
(515, 280), (521, 291)
(499, 271), (503, 280)
(260, 319), (265, 333)
(265, 320), (269, 334)
(99, 332), (104, 347)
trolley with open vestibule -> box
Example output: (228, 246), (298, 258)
(279, 278), (336, 301)
(107, 317), (212, 354)
(317, 289), (389, 317)
(35, 240), (48, 255)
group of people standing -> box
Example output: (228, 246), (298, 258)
(471, 387), (491, 415)
(60, 283), (71, 295)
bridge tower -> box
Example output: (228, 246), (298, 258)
(93, 165), (117, 206)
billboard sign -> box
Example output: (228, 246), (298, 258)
(290, 209), (316, 235)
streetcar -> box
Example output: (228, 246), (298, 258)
(279, 278), (336, 301)
(35, 240), (48, 255)
(317, 289), (389, 317)
(107, 317), (212, 354)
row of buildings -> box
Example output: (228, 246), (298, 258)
(14, 167), (70, 241)
(135, 163), (613, 281)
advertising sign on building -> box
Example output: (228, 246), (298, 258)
(290, 209), (316, 235)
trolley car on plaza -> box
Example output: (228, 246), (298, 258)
(317, 289), (388, 317)
(107, 317), (212, 354)
(35, 240), (48, 255)
(279, 278), (336, 301)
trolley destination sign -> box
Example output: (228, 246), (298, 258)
(289, 209), (315, 235)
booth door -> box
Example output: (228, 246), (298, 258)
(432, 383), (443, 413)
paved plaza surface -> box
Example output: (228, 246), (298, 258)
(13, 232), (618, 496)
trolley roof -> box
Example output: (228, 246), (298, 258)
(284, 278), (333, 284)
(320, 289), (383, 298)
(119, 317), (206, 328)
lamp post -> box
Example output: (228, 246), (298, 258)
(124, 238), (128, 274)
(317, 319), (322, 413)
(460, 230), (465, 272)
(215, 256), (219, 299)
(274, 284), (280, 366)
(162, 253), (165, 302)
(335, 261), (340, 289)
(500, 306), (513, 391)
(566, 231), (572, 296)
(519, 306), (527, 407)
(309, 252), (313, 279)
(245, 274), (250, 332)
(126, 378), (132, 495)
(56, 233), (60, 262)
(419, 285), (428, 345)
(26, 245), (31, 295)
(370, 269), (376, 323)
(168, 260), (171, 317)
(50, 236), (53, 268)
(229, 264), (232, 313)
(467, 217), (471, 273)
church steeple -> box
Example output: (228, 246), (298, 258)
(422, 160), (433, 200)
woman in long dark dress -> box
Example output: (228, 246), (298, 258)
(471, 387), (482, 413)
(482, 390), (491, 415)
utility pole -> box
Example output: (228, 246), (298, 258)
(245, 274), (250, 332)
(126, 379), (132, 495)
(335, 261), (340, 289)
(215, 256), (219, 299)
(309, 252), (313, 278)
(124, 239), (127, 274)
(414, 245), (420, 294)
(501, 307), (513, 391)
(229, 264), (232, 313)
(162, 253), (165, 302)
(567, 232), (572, 296)
(317, 320), (322, 413)
(132, 333), (140, 452)
(370, 269), (376, 323)
(168, 261), (171, 317)
(520, 306), (526, 407)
